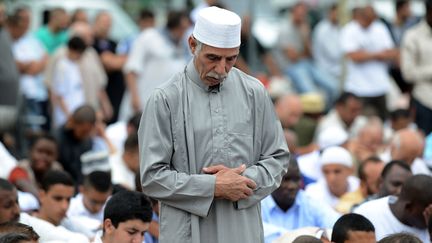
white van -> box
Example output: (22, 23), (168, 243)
(5, 0), (139, 42)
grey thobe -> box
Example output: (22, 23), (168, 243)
(138, 60), (290, 243)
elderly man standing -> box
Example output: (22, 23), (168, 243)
(138, 6), (290, 243)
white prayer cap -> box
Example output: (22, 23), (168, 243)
(320, 146), (353, 168)
(193, 6), (241, 48)
(317, 126), (349, 150)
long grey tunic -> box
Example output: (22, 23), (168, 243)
(138, 60), (290, 243)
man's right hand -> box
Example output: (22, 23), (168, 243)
(206, 164), (257, 202)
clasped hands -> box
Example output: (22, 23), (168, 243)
(203, 164), (257, 202)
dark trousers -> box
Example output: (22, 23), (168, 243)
(413, 98), (432, 135)
(361, 95), (388, 121)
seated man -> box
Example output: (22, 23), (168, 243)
(92, 190), (153, 243)
(8, 134), (61, 198)
(261, 158), (340, 243)
(331, 213), (375, 243)
(335, 156), (385, 213)
(67, 171), (112, 235)
(354, 174), (432, 241)
(35, 170), (93, 238)
(0, 178), (89, 242)
(110, 133), (139, 190)
(305, 146), (359, 211)
(55, 105), (96, 185)
(376, 160), (412, 198)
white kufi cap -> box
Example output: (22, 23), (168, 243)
(193, 6), (241, 48)
(320, 146), (353, 168)
(317, 126), (349, 150)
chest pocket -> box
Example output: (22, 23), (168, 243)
(226, 108), (254, 166)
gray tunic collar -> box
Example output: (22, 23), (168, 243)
(185, 60), (224, 93)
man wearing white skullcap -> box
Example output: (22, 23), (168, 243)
(138, 6), (289, 243)
(304, 146), (360, 212)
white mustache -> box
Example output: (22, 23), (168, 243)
(206, 71), (227, 81)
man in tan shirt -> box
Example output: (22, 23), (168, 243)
(401, 0), (432, 135)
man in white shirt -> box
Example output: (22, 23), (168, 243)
(305, 146), (359, 210)
(313, 3), (343, 81)
(8, 7), (49, 132)
(35, 170), (93, 239)
(401, 1), (432, 135)
(120, 11), (190, 121)
(92, 190), (152, 243)
(354, 175), (432, 241)
(0, 178), (89, 242)
(341, 4), (398, 120)
(315, 92), (367, 141)
(68, 171), (112, 235)
(110, 133), (139, 190)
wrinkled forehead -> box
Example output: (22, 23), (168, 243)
(200, 43), (240, 57)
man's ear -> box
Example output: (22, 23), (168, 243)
(104, 218), (114, 234)
(39, 189), (46, 202)
(188, 36), (196, 54)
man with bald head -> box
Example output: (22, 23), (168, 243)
(274, 94), (303, 129)
(354, 175), (432, 241)
(351, 118), (384, 162)
(388, 129), (430, 175)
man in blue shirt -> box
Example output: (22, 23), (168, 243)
(261, 158), (340, 242)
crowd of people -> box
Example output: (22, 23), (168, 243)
(0, 0), (431, 242)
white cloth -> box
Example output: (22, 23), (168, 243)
(12, 34), (47, 101)
(61, 217), (95, 239)
(18, 190), (39, 212)
(354, 196), (430, 241)
(193, 6), (241, 48)
(320, 146), (353, 168)
(67, 193), (104, 222)
(315, 109), (368, 141)
(297, 150), (322, 181)
(341, 20), (394, 97)
(105, 121), (127, 153)
(109, 152), (135, 189)
(19, 212), (90, 243)
(317, 126), (348, 150)
(0, 141), (17, 179)
(52, 57), (85, 127)
(312, 19), (343, 80)
(91, 231), (103, 243)
(305, 176), (360, 208)
(120, 28), (186, 121)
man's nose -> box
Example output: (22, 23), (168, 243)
(214, 59), (226, 75)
